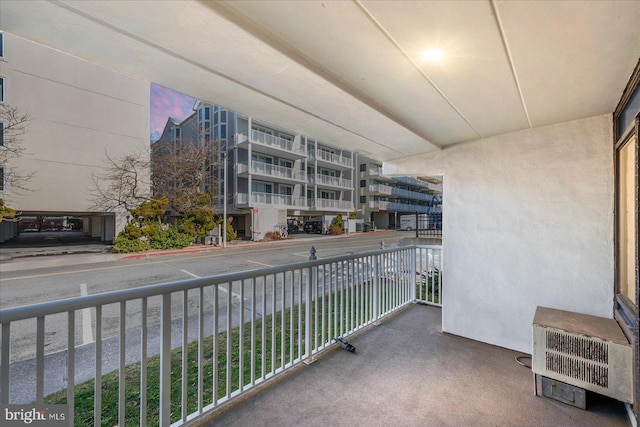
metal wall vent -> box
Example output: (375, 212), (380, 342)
(532, 306), (633, 404)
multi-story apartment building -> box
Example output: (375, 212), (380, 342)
(154, 101), (355, 239)
(0, 32), (149, 242)
(357, 156), (442, 230)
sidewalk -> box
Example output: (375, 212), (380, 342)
(0, 230), (400, 273)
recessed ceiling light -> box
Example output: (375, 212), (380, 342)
(422, 48), (444, 61)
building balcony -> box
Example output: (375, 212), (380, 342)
(206, 304), (628, 426)
(308, 174), (353, 189)
(310, 150), (353, 169)
(368, 166), (395, 182)
(394, 176), (438, 192)
(236, 191), (307, 208)
(369, 200), (430, 213)
(0, 245), (628, 427)
(237, 161), (306, 184)
(310, 198), (354, 211)
(369, 184), (432, 201)
(240, 129), (306, 158)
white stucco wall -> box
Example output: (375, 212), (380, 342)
(384, 115), (614, 353)
(2, 33), (149, 237)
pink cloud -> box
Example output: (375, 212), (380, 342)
(150, 83), (196, 141)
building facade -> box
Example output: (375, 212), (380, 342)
(0, 32), (150, 242)
(357, 155), (442, 230)
(154, 102), (357, 239)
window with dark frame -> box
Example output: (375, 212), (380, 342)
(360, 163), (366, 171)
(613, 57), (639, 344)
(359, 179), (366, 187)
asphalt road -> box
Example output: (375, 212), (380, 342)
(1, 231), (412, 403)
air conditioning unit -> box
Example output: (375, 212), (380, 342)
(532, 306), (633, 405)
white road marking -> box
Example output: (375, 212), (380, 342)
(247, 260), (273, 267)
(180, 269), (200, 279)
(180, 269), (243, 299)
(80, 284), (93, 344)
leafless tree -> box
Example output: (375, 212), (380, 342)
(89, 150), (152, 212)
(0, 104), (34, 193)
(151, 139), (221, 214)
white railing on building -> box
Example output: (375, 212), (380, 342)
(312, 199), (353, 210)
(369, 184), (431, 201)
(393, 176), (434, 191)
(247, 161), (306, 181)
(369, 200), (430, 213)
(251, 192), (307, 207)
(250, 130), (305, 156)
(310, 150), (352, 168)
(309, 174), (352, 188)
(0, 245), (441, 426)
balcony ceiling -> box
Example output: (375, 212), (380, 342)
(2, 1), (639, 162)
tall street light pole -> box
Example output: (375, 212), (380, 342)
(222, 150), (227, 248)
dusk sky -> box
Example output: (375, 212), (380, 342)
(150, 83), (196, 142)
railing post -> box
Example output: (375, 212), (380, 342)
(411, 246), (417, 302)
(305, 247), (317, 364)
(159, 293), (171, 427)
(372, 250), (380, 324)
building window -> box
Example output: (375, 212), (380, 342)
(279, 185), (293, 196)
(613, 58), (639, 340)
(0, 165), (5, 192)
(204, 107), (210, 120)
(0, 76), (4, 103)
(252, 181), (273, 194)
(0, 122), (4, 147)
(0, 32), (4, 59)
(615, 130), (638, 329)
(320, 190), (336, 200)
(360, 163), (366, 172)
(360, 196), (366, 203)
(360, 179), (366, 187)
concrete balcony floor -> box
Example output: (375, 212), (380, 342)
(200, 305), (629, 427)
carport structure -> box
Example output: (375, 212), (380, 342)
(1, 1), (639, 425)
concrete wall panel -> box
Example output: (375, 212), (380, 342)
(385, 115), (614, 352)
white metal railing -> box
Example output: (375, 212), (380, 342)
(246, 161), (306, 181)
(311, 198), (353, 210)
(0, 245), (442, 426)
(369, 184), (431, 201)
(414, 246), (443, 305)
(250, 191), (307, 207)
(308, 174), (353, 189)
(250, 130), (305, 156)
(369, 200), (430, 213)
(310, 150), (352, 167)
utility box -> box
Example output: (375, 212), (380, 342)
(532, 306), (633, 405)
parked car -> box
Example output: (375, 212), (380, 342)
(304, 220), (324, 234)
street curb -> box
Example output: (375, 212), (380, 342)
(118, 230), (398, 260)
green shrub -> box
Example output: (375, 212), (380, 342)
(220, 218), (237, 242)
(149, 226), (193, 250)
(113, 235), (151, 253)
